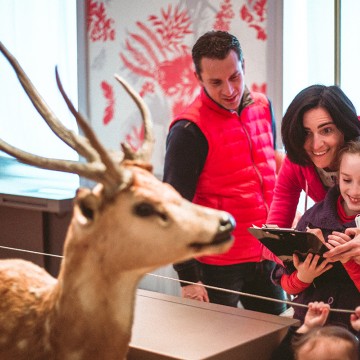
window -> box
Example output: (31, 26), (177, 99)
(340, 0), (360, 112)
(0, 0), (78, 160)
(282, 0), (360, 213)
(283, 0), (335, 114)
(0, 0), (79, 190)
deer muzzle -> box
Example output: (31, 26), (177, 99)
(189, 213), (236, 250)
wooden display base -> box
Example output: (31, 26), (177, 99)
(129, 289), (298, 360)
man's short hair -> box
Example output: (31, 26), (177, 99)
(192, 31), (243, 77)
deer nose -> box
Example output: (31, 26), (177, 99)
(219, 213), (236, 232)
(212, 213), (236, 245)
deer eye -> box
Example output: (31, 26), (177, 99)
(133, 202), (156, 217)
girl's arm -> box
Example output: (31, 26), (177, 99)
(280, 253), (333, 294)
(272, 259), (311, 295)
(280, 271), (311, 295)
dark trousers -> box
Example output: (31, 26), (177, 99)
(198, 260), (287, 315)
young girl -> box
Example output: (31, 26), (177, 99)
(271, 301), (360, 360)
(292, 302), (359, 360)
(272, 140), (360, 333)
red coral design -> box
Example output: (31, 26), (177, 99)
(240, 0), (267, 41)
(101, 81), (115, 125)
(87, 0), (115, 42)
(251, 82), (267, 94)
(125, 125), (145, 152)
(120, 5), (197, 117)
(240, 4), (253, 22)
(139, 82), (155, 98)
(148, 5), (192, 53)
(213, 0), (235, 31)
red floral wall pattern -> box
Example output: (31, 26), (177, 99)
(100, 81), (115, 125)
(214, 0), (234, 31)
(87, 0), (268, 174)
(120, 5), (197, 118)
(87, 0), (115, 42)
(240, 0), (267, 40)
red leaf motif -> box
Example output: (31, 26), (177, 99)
(213, 0), (235, 31)
(101, 81), (115, 125)
(254, 0), (267, 20)
(251, 82), (267, 94)
(239, 1), (267, 41)
(240, 5), (253, 22)
(250, 24), (267, 40)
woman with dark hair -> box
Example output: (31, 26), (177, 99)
(267, 84), (360, 227)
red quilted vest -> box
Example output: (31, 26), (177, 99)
(171, 89), (276, 265)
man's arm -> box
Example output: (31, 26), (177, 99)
(163, 120), (207, 201)
(163, 120), (209, 300)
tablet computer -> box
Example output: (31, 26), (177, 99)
(248, 226), (327, 262)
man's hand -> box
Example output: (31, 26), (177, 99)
(294, 253), (332, 283)
(324, 231), (360, 264)
(297, 301), (330, 334)
(181, 281), (209, 302)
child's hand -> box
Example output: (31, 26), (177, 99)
(294, 253), (333, 283)
(327, 230), (352, 247)
(324, 231), (360, 264)
(306, 227), (326, 244)
(297, 301), (330, 334)
(350, 306), (360, 331)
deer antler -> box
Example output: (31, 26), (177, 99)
(0, 42), (153, 198)
(114, 74), (154, 163)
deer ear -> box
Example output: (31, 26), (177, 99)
(75, 188), (102, 223)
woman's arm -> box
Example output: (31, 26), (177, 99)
(267, 157), (303, 227)
(343, 260), (360, 291)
